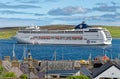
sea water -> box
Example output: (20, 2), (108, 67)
(0, 39), (120, 60)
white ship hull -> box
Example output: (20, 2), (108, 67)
(14, 27), (112, 45)
(15, 38), (111, 45)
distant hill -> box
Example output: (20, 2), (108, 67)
(0, 25), (120, 39)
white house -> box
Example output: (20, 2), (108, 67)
(92, 61), (120, 79)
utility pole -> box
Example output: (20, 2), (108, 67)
(28, 49), (31, 79)
(46, 59), (48, 79)
(62, 53), (64, 60)
(54, 51), (56, 61)
(12, 44), (16, 60)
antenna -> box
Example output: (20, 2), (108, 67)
(23, 46), (26, 60)
(62, 53), (64, 60)
(53, 50), (56, 61)
(88, 53), (92, 60)
(21, 44), (27, 60)
(0, 52), (2, 60)
(118, 53), (120, 59)
(12, 44), (16, 60)
(102, 48), (105, 56)
(111, 53), (113, 60)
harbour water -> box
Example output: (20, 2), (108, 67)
(0, 38), (120, 60)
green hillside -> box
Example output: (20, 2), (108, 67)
(0, 25), (120, 39)
(0, 27), (18, 39)
(103, 26), (120, 38)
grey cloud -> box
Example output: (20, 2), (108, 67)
(0, 17), (52, 27)
(50, 13), (120, 23)
(96, 1), (118, 6)
(0, 3), (40, 9)
(34, 13), (45, 16)
(94, 2), (120, 12)
(0, 14), (120, 27)
(86, 13), (120, 22)
(101, 14), (116, 18)
(14, 0), (39, 3)
(92, 5), (120, 12)
(48, 6), (87, 16)
(96, 3), (107, 6)
(111, 1), (117, 5)
(14, 0), (58, 3)
(0, 10), (32, 14)
(100, 13), (120, 21)
(53, 16), (82, 21)
(44, 0), (58, 2)
(0, 10), (45, 16)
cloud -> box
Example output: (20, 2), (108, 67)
(48, 6), (87, 16)
(92, 5), (119, 12)
(80, 13), (120, 22)
(0, 10), (32, 15)
(0, 13), (120, 27)
(52, 16), (82, 21)
(95, 3), (107, 6)
(44, 0), (58, 2)
(14, 0), (58, 4)
(100, 13), (120, 21)
(111, 1), (117, 5)
(48, 12), (120, 25)
(94, 2), (120, 12)
(0, 10), (45, 16)
(96, 1), (118, 6)
(0, 3), (40, 9)
(14, 0), (39, 3)
(0, 17), (52, 27)
(34, 13), (45, 16)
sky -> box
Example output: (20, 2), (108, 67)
(0, 0), (120, 27)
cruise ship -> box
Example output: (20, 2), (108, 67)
(13, 22), (112, 45)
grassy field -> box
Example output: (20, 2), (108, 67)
(0, 27), (18, 39)
(103, 26), (120, 38)
(0, 25), (120, 39)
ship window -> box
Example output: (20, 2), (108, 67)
(104, 31), (111, 38)
(84, 31), (97, 32)
(19, 30), (84, 34)
(64, 31), (83, 34)
(89, 29), (99, 31)
(91, 41), (96, 43)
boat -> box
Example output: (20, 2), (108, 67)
(13, 22), (112, 45)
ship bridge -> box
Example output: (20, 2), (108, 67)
(74, 21), (90, 29)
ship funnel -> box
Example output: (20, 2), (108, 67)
(75, 21), (88, 29)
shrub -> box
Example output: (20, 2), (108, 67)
(20, 74), (28, 79)
(68, 75), (90, 79)
(3, 72), (16, 78)
(0, 66), (4, 75)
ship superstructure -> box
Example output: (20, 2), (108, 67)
(14, 22), (112, 45)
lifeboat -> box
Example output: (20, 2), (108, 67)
(72, 36), (83, 39)
(40, 36), (51, 39)
(55, 36), (61, 39)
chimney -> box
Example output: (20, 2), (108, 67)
(11, 60), (19, 68)
(29, 65), (35, 73)
(4, 56), (11, 61)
